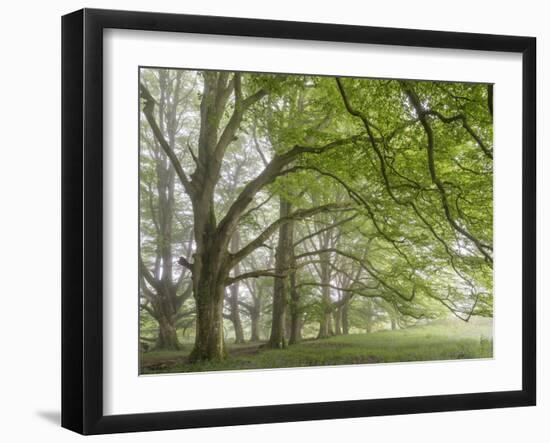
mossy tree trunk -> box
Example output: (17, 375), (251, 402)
(155, 315), (180, 350)
(267, 198), (293, 349)
(190, 275), (227, 361)
(288, 252), (302, 345)
(187, 195), (230, 362)
(228, 233), (245, 344)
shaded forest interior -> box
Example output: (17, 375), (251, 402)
(139, 68), (493, 373)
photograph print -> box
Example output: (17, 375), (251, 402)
(138, 67), (493, 375)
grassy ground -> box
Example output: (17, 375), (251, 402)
(140, 319), (492, 375)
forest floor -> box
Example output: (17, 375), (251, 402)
(140, 319), (493, 375)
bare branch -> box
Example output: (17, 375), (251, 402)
(293, 214), (357, 247)
(177, 256), (193, 270)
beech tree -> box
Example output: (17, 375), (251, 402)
(139, 70), (195, 350)
(140, 71), (357, 361)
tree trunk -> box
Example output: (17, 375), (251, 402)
(289, 315), (302, 345)
(333, 308), (342, 335)
(155, 315), (180, 350)
(228, 233), (245, 344)
(229, 286), (245, 344)
(364, 298), (374, 334)
(391, 318), (398, 331)
(288, 255), (302, 345)
(268, 276), (287, 348)
(288, 294), (302, 345)
(318, 312), (332, 338)
(342, 300), (350, 335)
(317, 251), (333, 339)
(285, 315), (292, 341)
(267, 198), (293, 349)
(189, 274), (227, 361)
(189, 209), (228, 362)
(250, 306), (261, 342)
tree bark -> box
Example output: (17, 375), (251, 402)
(243, 280), (262, 342)
(229, 288), (245, 344)
(317, 250), (333, 339)
(289, 316), (302, 345)
(189, 266), (227, 361)
(250, 305), (261, 342)
(288, 249), (302, 345)
(188, 196), (229, 362)
(267, 198), (293, 349)
(333, 308), (342, 336)
(228, 233), (245, 344)
(342, 301), (350, 335)
(155, 315), (180, 350)
(268, 277), (287, 349)
(365, 299), (374, 334)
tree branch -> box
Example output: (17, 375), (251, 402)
(214, 76), (267, 162)
(216, 135), (362, 247)
(177, 256), (193, 270)
(226, 269), (289, 285)
(402, 83), (493, 263)
(140, 303), (156, 318)
(139, 254), (161, 292)
(293, 214), (357, 247)
(140, 82), (194, 196)
(230, 204), (355, 266)
(424, 109), (493, 159)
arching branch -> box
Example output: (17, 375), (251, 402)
(402, 83), (493, 263)
(140, 83), (194, 196)
(230, 204), (355, 266)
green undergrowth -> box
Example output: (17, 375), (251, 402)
(140, 319), (492, 375)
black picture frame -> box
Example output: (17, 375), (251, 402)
(61, 8), (536, 435)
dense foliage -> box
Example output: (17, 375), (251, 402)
(138, 68), (493, 366)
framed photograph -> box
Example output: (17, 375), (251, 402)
(61, 8), (536, 435)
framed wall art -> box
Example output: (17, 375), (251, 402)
(61, 8), (536, 435)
